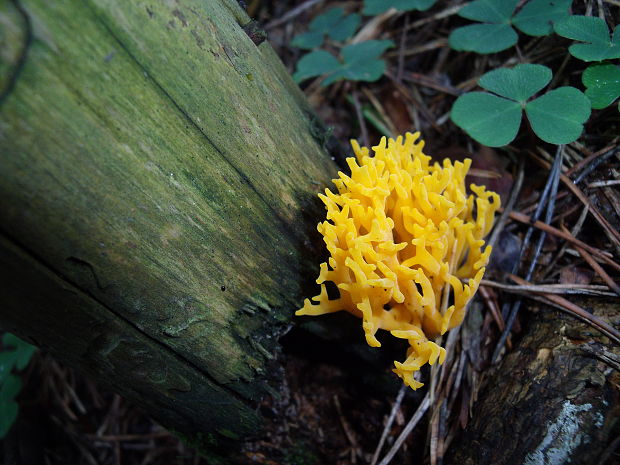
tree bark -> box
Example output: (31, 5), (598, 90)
(446, 297), (620, 465)
(0, 0), (337, 459)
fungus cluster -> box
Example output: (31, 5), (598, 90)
(296, 132), (500, 389)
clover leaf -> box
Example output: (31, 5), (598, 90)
(293, 50), (341, 82)
(0, 378), (19, 438)
(0, 334), (35, 439)
(451, 92), (522, 147)
(451, 64), (591, 146)
(458, 0), (519, 23)
(449, 23), (518, 54)
(582, 63), (620, 110)
(2, 334), (36, 371)
(525, 87), (591, 144)
(293, 40), (394, 86)
(478, 64), (552, 101)
(511, 0), (571, 36)
(554, 15), (620, 62)
(449, 0), (571, 54)
(449, 0), (518, 54)
(363, 0), (436, 16)
(291, 7), (361, 49)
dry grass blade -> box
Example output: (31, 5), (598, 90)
(481, 279), (619, 297)
(393, 39), (448, 58)
(87, 432), (171, 442)
(479, 285), (506, 330)
(370, 385), (407, 465)
(487, 159), (524, 250)
(334, 395), (360, 464)
(362, 88), (397, 137)
(588, 180), (620, 188)
(352, 9), (398, 43)
(407, 3), (467, 30)
(351, 90), (369, 147)
(402, 72), (459, 96)
(429, 402), (441, 465)
(534, 152), (620, 251)
(542, 202), (590, 279)
(564, 225), (620, 296)
(396, 14), (408, 81)
(509, 275), (620, 345)
(493, 148), (563, 364)
(265, 0), (324, 29)
(431, 328), (463, 465)
(508, 211), (620, 272)
(385, 74), (442, 131)
(560, 172), (620, 252)
(567, 144), (618, 178)
(378, 393), (431, 465)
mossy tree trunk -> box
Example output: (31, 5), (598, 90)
(0, 0), (337, 459)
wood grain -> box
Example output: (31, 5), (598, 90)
(0, 0), (337, 456)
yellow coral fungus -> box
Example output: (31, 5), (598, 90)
(296, 132), (500, 390)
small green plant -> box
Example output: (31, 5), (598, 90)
(554, 15), (620, 62)
(582, 64), (620, 110)
(362, 0), (437, 16)
(292, 6), (395, 86)
(451, 64), (591, 146)
(293, 38), (394, 86)
(294, 40), (394, 85)
(291, 7), (360, 50)
(449, 0), (571, 54)
(291, 2), (616, 146)
(0, 333), (36, 438)
(552, 16), (620, 112)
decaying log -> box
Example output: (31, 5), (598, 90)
(0, 0), (337, 459)
(447, 297), (620, 465)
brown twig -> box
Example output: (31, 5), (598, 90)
(542, 203), (590, 279)
(508, 210), (620, 272)
(533, 152), (620, 250)
(351, 90), (369, 148)
(401, 71), (460, 96)
(479, 285), (507, 329)
(509, 275), (620, 344)
(352, 9), (398, 43)
(588, 180), (620, 188)
(396, 14), (409, 82)
(481, 279), (618, 297)
(487, 159), (524, 251)
(89, 432), (172, 442)
(565, 226), (620, 296)
(378, 393), (431, 465)
(265, 0), (323, 29)
(391, 38), (448, 58)
(334, 395), (360, 464)
(429, 400), (442, 465)
(565, 143), (618, 177)
(385, 74), (442, 132)
(370, 385), (407, 465)
(362, 88), (398, 136)
(406, 3), (466, 30)
(561, 174), (620, 251)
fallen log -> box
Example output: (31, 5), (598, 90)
(446, 297), (620, 465)
(0, 0), (337, 460)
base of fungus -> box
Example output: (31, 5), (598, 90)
(296, 132), (500, 389)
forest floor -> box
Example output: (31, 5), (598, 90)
(2, 0), (619, 464)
